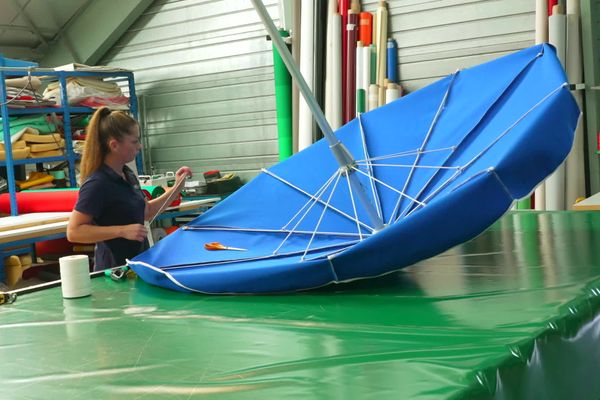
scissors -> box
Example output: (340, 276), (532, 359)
(204, 242), (246, 251)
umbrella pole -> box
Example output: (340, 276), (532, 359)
(251, 0), (385, 231)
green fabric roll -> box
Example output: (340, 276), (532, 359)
(0, 115), (58, 142)
(141, 185), (165, 199)
(273, 29), (293, 160)
(369, 45), (377, 85)
(356, 89), (365, 114)
(517, 197), (531, 209)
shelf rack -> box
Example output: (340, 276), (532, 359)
(0, 67), (141, 216)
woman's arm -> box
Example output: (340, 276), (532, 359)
(144, 166), (192, 221)
(67, 210), (147, 243)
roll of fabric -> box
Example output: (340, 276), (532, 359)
(339, 0), (350, 118)
(345, 11), (358, 123)
(376, 1), (388, 107)
(325, 0), (342, 130)
(141, 185), (166, 199)
(385, 83), (400, 104)
(299, 0), (315, 150)
(0, 190), (79, 213)
(362, 45), (372, 110)
(545, 4), (566, 210)
(565, 0), (585, 208)
(59, 255), (91, 298)
(355, 41), (366, 114)
(368, 84), (379, 111)
(386, 38), (398, 83)
(532, 0), (548, 210)
(359, 12), (373, 46)
(273, 29), (293, 160)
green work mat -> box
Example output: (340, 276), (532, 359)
(1, 211), (599, 399)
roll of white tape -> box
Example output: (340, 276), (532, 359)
(59, 255), (91, 298)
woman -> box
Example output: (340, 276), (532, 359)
(67, 106), (192, 271)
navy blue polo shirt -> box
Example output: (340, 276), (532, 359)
(75, 164), (149, 271)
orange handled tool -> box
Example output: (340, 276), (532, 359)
(204, 242), (246, 251)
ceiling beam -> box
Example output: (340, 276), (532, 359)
(9, 0), (49, 47)
(0, 46), (43, 61)
(39, 0), (153, 68)
(0, 24), (53, 34)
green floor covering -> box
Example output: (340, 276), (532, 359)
(1, 211), (599, 399)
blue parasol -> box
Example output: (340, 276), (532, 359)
(128, 41), (580, 294)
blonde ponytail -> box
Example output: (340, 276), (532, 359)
(79, 107), (138, 183)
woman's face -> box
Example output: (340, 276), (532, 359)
(113, 125), (142, 163)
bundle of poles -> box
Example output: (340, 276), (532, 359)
(272, 0), (402, 158)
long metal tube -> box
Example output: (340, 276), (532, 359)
(250, 0), (384, 231)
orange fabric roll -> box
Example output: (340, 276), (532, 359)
(359, 12), (373, 46)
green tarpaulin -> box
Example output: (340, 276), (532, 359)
(1, 211), (599, 399)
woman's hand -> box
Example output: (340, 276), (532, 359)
(176, 166), (193, 180)
(121, 223), (148, 242)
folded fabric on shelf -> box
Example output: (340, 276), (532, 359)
(0, 140), (26, 151)
(73, 140), (85, 154)
(21, 132), (62, 143)
(0, 147), (30, 160)
(30, 139), (65, 153)
(78, 96), (129, 110)
(5, 76), (42, 90)
(43, 76), (124, 106)
(29, 149), (63, 158)
(0, 116), (58, 143)
(16, 171), (54, 190)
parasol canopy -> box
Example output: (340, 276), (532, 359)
(128, 44), (580, 294)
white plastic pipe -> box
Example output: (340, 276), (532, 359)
(565, 0), (585, 208)
(298, 0), (315, 151)
(533, 0), (548, 210)
(545, 5), (567, 210)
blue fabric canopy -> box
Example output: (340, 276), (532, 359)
(129, 44), (580, 294)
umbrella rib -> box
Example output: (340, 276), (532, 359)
(357, 114), (384, 220)
(344, 169), (364, 241)
(184, 225), (370, 238)
(398, 51), (545, 220)
(461, 83), (568, 171)
(356, 146), (456, 163)
(356, 162), (460, 170)
(274, 170), (342, 256)
(281, 169), (338, 231)
(262, 168), (375, 233)
(350, 165), (426, 207)
(389, 71), (460, 224)
(301, 172), (343, 261)
(159, 240), (360, 270)
(404, 82), (568, 219)
(303, 241), (357, 261)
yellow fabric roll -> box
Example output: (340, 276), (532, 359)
(30, 139), (65, 153)
(0, 147), (30, 160)
(22, 133), (62, 143)
(16, 171), (54, 190)
(30, 149), (63, 158)
(0, 140), (26, 150)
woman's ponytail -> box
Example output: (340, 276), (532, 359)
(79, 107), (138, 184)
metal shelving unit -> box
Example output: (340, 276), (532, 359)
(0, 67), (141, 216)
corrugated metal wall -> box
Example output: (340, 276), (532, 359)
(102, 0), (535, 181)
(101, 0), (280, 181)
(378, 0), (535, 92)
